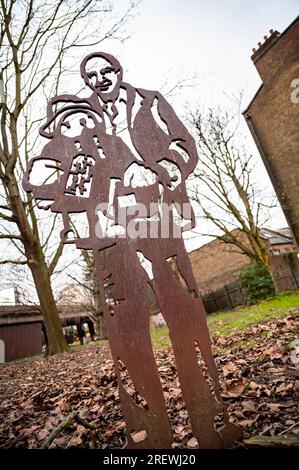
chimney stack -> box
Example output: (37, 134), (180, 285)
(251, 28), (280, 62)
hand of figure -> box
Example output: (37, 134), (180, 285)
(124, 162), (157, 188)
(158, 158), (182, 191)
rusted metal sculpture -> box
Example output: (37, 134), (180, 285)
(23, 52), (242, 449)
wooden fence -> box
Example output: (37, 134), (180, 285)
(202, 271), (299, 315)
(202, 281), (245, 314)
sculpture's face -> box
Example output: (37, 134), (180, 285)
(83, 57), (121, 99)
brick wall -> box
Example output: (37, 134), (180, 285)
(189, 231), (250, 294)
(270, 252), (299, 291)
(244, 17), (299, 247)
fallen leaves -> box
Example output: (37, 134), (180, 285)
(222, 362), (238, 378)
(0, 312), (298, 448)
(223, 378), (245, 397)
(264, 344), (285, 360)
(266, 403), (281, 412)
(241, 400), (256, 413)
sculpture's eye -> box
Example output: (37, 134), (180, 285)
(87, 72), (97, 86)
(100, 67), (114, 75)
(60, 112), (98, 138)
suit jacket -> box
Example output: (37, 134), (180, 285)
(39, 82), (198, 228)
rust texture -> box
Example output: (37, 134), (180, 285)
(23, 52), (242, 448)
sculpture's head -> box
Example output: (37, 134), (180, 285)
(81, 52), (123, 102)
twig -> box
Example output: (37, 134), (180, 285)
(42, 411), (78, 449)
(41, 411), (99, 448)
(278, 421), (299, 436)
(75, 414), (98, 430)
(244, 435), (299, 448)
(259, 423), (275, 436)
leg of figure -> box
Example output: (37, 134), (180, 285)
(106, 308), (173, 448)
(170, 245), (243, 445)
(142, 239), (241, 447)
(152, 277), (223, 447)
(94, 244), (173, 449)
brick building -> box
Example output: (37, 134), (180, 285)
(189, 231), (248, 294)
(189, 227), (295, 294)
(243, 16), (299, 248)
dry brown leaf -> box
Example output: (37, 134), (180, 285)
(174, 424), (185, 434)
(37, 429), (48, 440)
(90, 403), (101, 413)
(275, 383), (294, 394)
(241, 400), (256, 413)
(238, 419), (255, 427)
(187, 437), (198, 448)
(246, 390), (260, 397)
(224, 378), (245, 397)
(264, 344), (284, 360)
(266, 403), (281, 412)
(222, 362), (237, 377)
(57, 397), (70, 412)
(169, 387), (181, 397)
(68, 436), (83, 446)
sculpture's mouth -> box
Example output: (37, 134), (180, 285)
(97, 78), (112, 91)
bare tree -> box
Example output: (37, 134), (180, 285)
(0, 0), (137, 355)
(188, 106), (275, 270)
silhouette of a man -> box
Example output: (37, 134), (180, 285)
(23, 52), (241, 449)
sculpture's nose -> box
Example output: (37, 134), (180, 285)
(95, 72), (103, 87)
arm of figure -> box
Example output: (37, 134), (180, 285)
(154, 93), (197, 229)
(155, 91), (199, 178)
(23, 156), (63, 207)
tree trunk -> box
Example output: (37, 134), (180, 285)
(6, 172), (68, 356)
(28, 243), (69, 355)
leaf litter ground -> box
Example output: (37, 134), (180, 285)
(0, 312), (298, 448)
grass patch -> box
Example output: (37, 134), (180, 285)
(69, 339), (107, 352)
(215, 338), (256, 355)
(208, 290), (299, 337)
(149, 326), (170, 350)
(2, 353), (45, 366)
(150, 290), (299, 350)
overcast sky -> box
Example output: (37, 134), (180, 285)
(109, 0), (298, 106)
